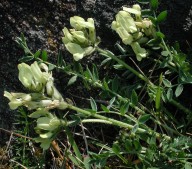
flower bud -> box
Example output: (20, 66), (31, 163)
(63, 16), (98, 61)
(87, 18), (96, 43)
(18, 63), (33, 89)
(131, 42), (148, 61)
(70, 16), (86, 30)
(116, 27), (133, 45)
(71, 31), (88, 43)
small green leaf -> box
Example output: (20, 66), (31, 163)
(159, 73), (163, 85)
(19, 56), (34, 62)
(107, 97), (116, 109)
(115, 43), (126, 54)
(163, 79), (172, 87)
(161, 51), (169, 56)
(147, 38), (161, 46)
(65, 127), (82, 161)
(155, 87), (161, 110)
(86, 66), (94, 80)
(166, 88), (173, 101)
(103, 78), (109, 90)
(90, 97), (97, 111)
(131, 90), (138, 106)
(57, 51), (66, 67)
(68, 154), (81, 166)
(100, 57), (111, 66)
(113, 64), (124, 70)
(161, 91), (167, 103)
(112, 143), (120, 154)
(21, 33), (27, 44)
(92, 64), (99, 81)
(48, 64), (56, 71)
(112, 76), (119, 92)
(76, 62), (84, 74)
(157, 10), (167, 23)
(175, 84), (183, 97)
(156, 31), (165, 39)
(120, 102), (130, 115)
(101, 105), (109, 112)
(133, 140), (142, 151)
(67, 75), (77, 86)
(141, 9), (153, 17)
(138, 114), (151, 124)
(34, 50), (41, 58)
(41, 50), (48, 61)
(83, 156), (91, 169)
(131, 124), (139, 134)
(148, 16), (157, 25)
(150, 0), (159, 11)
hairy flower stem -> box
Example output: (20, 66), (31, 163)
(97, 48), (151, 84)
(66, 103), (170, 140)
(170, 99), (192, 115)
(35, 57), (146, 114)
(72, 119), (113, 125)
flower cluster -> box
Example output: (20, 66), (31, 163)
(29, 109), (64, 149)
(18, 61), (50, 92)
(112, 4), (155, 61)
(62, 16), (99, 61)
(4, 61), (69, 149)
(4, 62), (68, 110)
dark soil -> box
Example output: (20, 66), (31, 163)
(1, 0), (192, 142)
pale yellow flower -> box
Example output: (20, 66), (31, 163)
(62, 16), (98, 61)
(18, 61), (51, 92)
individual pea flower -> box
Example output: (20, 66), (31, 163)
(62, 16), (99, 61)
(112, 10), (137, 37)
(4, 91), (32, 110)
(28, 99), (68, 110)
(30, 109), (64, 150)
(4, 91), (68, 110)
(25, 99), (59, 110)
(18, 61), (51, 92)
(123, 4), (142, 21)
(46, 75), (64, 101)
(21, 99), (68, 110)
(4, 91), (46, 110)
(131, 42), (147, 61)
(142, 19), (156, 37)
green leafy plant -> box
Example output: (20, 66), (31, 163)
(3, 0), (192, 168)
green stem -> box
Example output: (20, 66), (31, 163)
(67, 103), (170, 140)
(81, 119), (113, 124)
(170, 99), (192, 115)
(97, 48), (150, 84)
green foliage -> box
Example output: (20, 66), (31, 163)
(10, 108), (45, 168)
(4, 1), (192, 168)
(150, 0), (159, 11)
